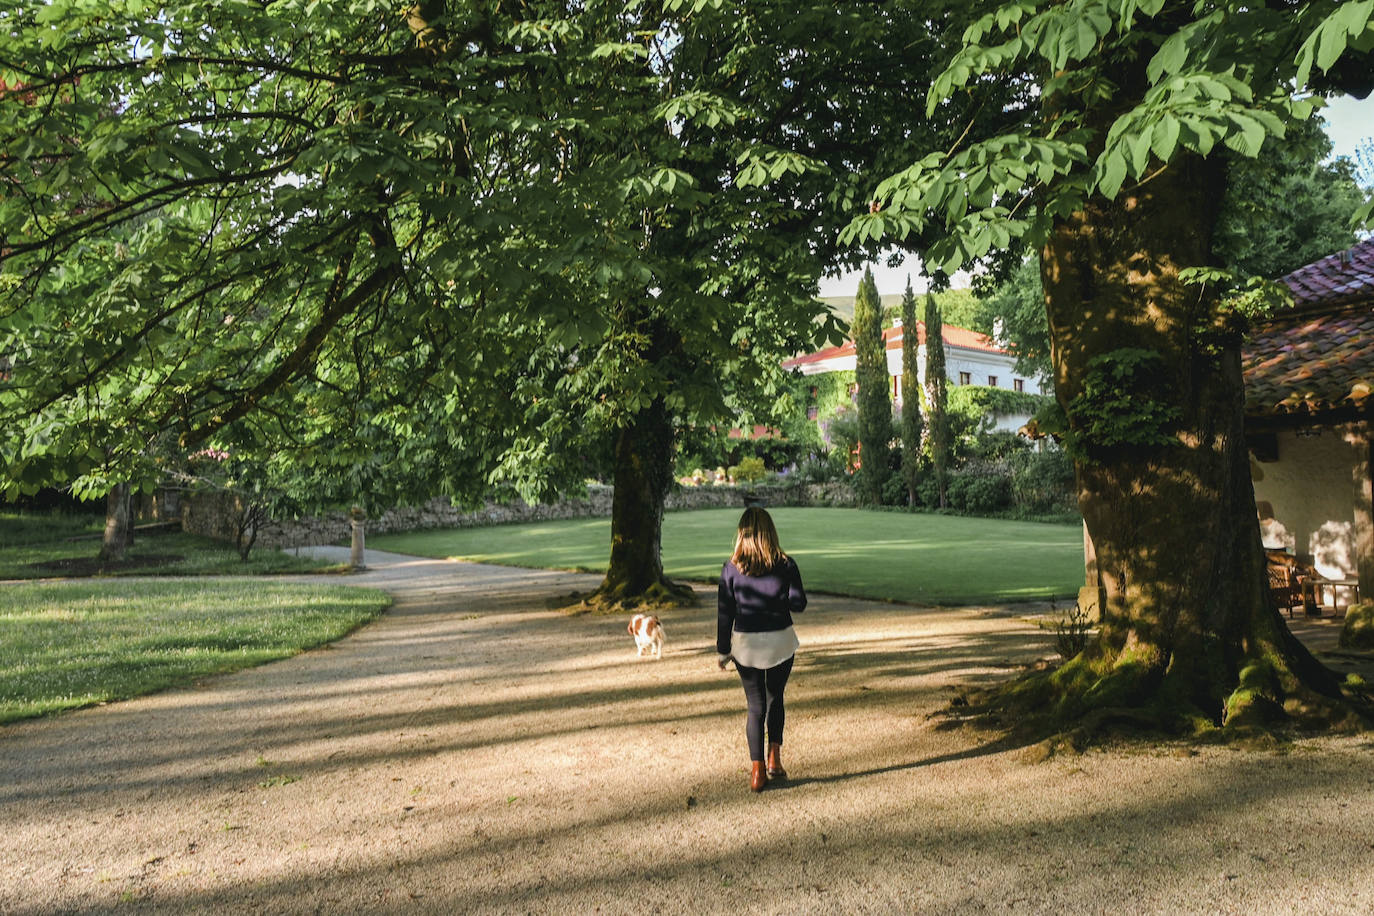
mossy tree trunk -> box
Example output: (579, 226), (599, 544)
(1033, 146), (1357, 735)
(588, 397), (696, 610)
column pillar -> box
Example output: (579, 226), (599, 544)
(1078, 520), (1103, 620)
(1347, 423), (1373, 606)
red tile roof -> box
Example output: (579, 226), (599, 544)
(783, 322), (1005, 370)
(1278, 237), (1374, 309)
(1243, 239), (1374, 417)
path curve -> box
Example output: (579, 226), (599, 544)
(3, 549), (1373, 913)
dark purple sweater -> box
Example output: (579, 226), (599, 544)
(716, 557), (808, 656)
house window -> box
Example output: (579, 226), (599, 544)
(988, 375), (998, 388)
(847, 381), (859, 401)
(958, 371), (971, 386)
(1014, 378), (1024, 392)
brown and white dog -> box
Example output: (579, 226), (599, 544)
(627, 613), (665, 660)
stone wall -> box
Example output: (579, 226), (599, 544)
(181, 480), (858, 551)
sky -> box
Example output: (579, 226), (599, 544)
(818, 94), (1374, 298)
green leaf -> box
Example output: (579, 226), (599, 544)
(1128, 129), (1154, 175)
(1223, 112), (1267, 157)
(1147, 32), (1188, 82)
(590, 41), (647, 60)
(1192, 120), (1217, 156)
(1319, 1), (1374, 71)
(1350, 196), (1374, 231)
(1098, 151), (1127, 198)
(1150, 114), (1180, 161)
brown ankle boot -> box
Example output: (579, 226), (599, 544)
(766, 743), (787, 780)
(750, 761), (768, 792)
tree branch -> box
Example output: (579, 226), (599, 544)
(179, 222), (398, 446)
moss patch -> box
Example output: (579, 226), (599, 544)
(1339, 602), (1374, 651)
(1222, 660), (1283, 730)
(562, 578), (699, 616)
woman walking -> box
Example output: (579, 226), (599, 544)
(716, 506), (807, 792)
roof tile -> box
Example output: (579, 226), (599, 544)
(1243, 240), (1374, 417)
(783, 321), (1005, 370)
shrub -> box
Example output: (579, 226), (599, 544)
(947, 471), (1012, 513)
(793, 456), (840, 484)
(675, 427), (732, 478)
(821, 405), (861, 471)
(729, 456), (768, 484)
(893, 445), (1074, 518)
(881, 469), (909, 506)
(914, 475), (942, 508)
(969, 430), (1030, 461)
(1010, 447), (1076, 512)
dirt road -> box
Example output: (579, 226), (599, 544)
(3, 548), (1372, 913)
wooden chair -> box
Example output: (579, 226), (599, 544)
(1267, 562), (1304, 616)
(1265, 550), (1312, 617)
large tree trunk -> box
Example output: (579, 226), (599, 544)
(97, 482), (133, 564)
(586, 398), (695, 611)
(1029, 148), (1360, 737)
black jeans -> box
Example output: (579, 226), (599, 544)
(735, 655), (794, 762)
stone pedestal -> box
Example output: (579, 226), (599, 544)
(1079, 522), (1102, 621)
(349, 517), (366, 570)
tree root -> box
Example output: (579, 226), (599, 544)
(559, 577), (699, 616)
(942, 645), (1373, 755)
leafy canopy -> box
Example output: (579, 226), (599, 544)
(839, 0), (1374, 274)
(971, 116), (1368, 387)
(0, 0), (862, 505)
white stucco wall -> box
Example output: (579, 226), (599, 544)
(986, 411), (1037, 434)
(794, 342), (1042, 396)
(939, 348), (1041, 395)
(1252, 426), (1370, 596)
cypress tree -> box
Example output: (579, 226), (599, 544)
(852, 268), (891, 505)
(899, 276), (923, 506)
(923, 291), (950, 509)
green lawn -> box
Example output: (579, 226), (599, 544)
(0, 511), (104, 549)
(0, 579), (391, 723)
(0, 512), (341, 580)
(370, 507), (1084, 605)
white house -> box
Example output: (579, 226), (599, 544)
(1241, 238), (1374, 611)
(782, 319), (1045, 433)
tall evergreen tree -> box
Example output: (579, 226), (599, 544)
(899, 276), (924, 506)
(923, 292), (950, 509)
(852, 268), (891, 505)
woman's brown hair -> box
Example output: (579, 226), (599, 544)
(731, 506), (787, 576)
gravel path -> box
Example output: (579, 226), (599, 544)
(3, 548), (1373, 914)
